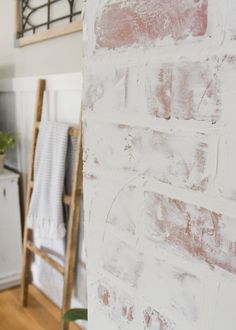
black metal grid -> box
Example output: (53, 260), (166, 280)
(18, 0), (82, 38)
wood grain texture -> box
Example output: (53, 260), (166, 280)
(15, 0), (20, 38)
(61, 115), (83, 330)
(16, 20), (83, 48)
(21, 79), (46, 307)
(26, 242), (65, 275)
(0, 286), (80, 330)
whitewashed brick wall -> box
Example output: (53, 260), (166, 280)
(83, 1), (236, 329)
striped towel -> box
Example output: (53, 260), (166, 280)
(28, 121), (70, 239)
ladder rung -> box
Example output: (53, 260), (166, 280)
(36, 121), (79, 137)
(27, 241), (64, 275)
(29, 181), (72, 205)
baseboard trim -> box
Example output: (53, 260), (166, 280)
(0, 272), (21, 291)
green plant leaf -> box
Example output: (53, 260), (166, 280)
(62, 308), (88, 321)
(0, 131), (15, 155)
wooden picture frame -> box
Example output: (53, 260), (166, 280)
(15, 0), (83, 48)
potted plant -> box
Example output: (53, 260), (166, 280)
(0, 131), (15, 174)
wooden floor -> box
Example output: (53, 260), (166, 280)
(0, 285), (80, 330)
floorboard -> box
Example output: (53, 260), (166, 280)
(0, 286), (81, 330)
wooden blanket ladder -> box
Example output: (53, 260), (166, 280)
(21, 79), (83, 330)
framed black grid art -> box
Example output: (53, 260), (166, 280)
(15, 0), (83, 47)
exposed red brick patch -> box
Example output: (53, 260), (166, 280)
(122, 305), (134, 322)
(98, 285), (111, 306)
(146, 58), (222, 122)
(145, 192), (236, 274)
(144, 307), (170, 329)
(95, 0), (208, 49)
(96, 280), (137, 326)
(172, 60), (221, 122)
(146, 65), (172, 119)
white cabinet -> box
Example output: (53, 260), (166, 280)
(0, 170), (22, 290)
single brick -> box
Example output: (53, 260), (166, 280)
(84, 122), (209, 190)
(102, 235), (143, 288)
(146, 129), (209, 190)
(172, 60), (221, 122)
(144, 192), (236, 274)
(146, 58), (222, 122)
(95, 0), (208, 49)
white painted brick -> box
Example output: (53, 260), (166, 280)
(138, 257), (207, 330)
(102, 234), (143, 288)
(144, 191), (236, 274)
(84, 120), (210, 190)
(91, 277), (142, 330)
